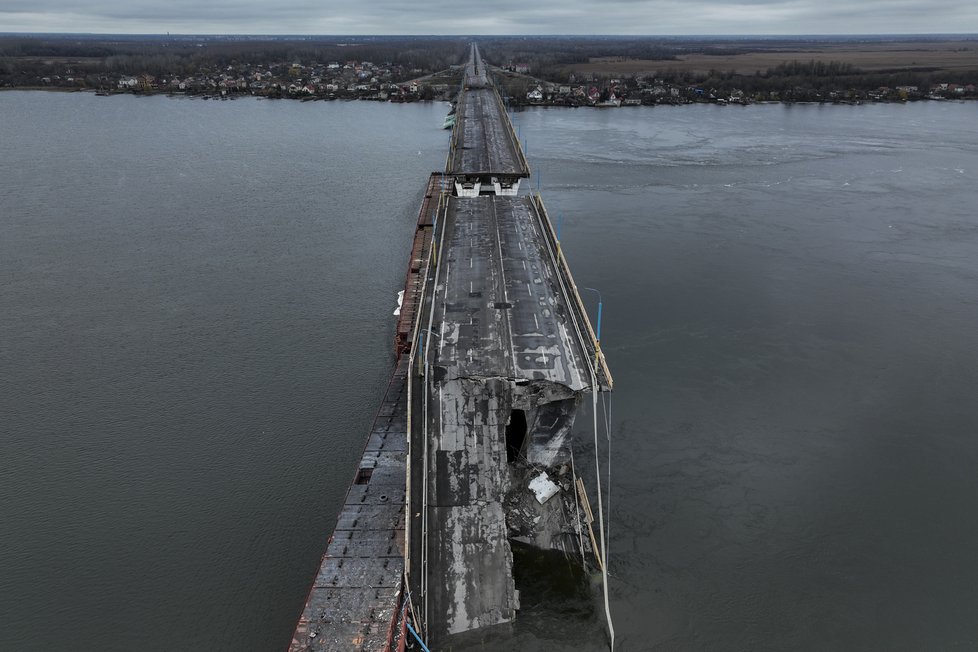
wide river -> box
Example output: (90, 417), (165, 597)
(2, 92), (977, 651)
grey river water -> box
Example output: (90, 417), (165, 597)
(2, 92), (978, 651)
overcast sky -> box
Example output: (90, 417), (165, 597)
(3, 0), (978, 35)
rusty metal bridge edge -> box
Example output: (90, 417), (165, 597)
(288, 174), (444, 652)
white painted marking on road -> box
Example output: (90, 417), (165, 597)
(438, 386), (444, 447)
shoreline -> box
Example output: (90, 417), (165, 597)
(3, 86), (974, 109)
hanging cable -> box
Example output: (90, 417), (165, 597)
(600, 390), (613, 562)
(592, 380), (615, 649)
(605, 395), (612, 556)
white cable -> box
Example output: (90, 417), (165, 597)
(600, 391), (613, 562)
(592, 379), (615, 649)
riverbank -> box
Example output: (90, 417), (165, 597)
(4, 84), (974, 110)
(0, 85), (458, 102)
(492, 68), (978, 108)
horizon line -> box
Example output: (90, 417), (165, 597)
(3, 31), (978, 38)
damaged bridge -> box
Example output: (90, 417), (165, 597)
(406, 43), (612, 648)
(290, 43), (612, 651)
(408, 190), (611, 644)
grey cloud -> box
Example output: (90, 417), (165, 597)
(2, 0), (977, 33)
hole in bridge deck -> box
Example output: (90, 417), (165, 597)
(354, 468), (373, 485)
(505, 409), (528, 464)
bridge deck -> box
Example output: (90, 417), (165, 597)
(421, 195), (594, 642)
(448, 88), (528, 177)
(434, 196), (591, 388)
(463, 42), (487, 88)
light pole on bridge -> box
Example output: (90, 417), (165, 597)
(583, 286), (603, 346)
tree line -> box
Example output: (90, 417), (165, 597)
(0, 36), (470, 84)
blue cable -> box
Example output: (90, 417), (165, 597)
(405, 622), (431, 652)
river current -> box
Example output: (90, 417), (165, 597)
(2, 92), (977, 650)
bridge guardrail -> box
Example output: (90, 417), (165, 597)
(532, 193), (614, 391)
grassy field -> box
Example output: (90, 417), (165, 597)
(564, 40), (978, 77)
